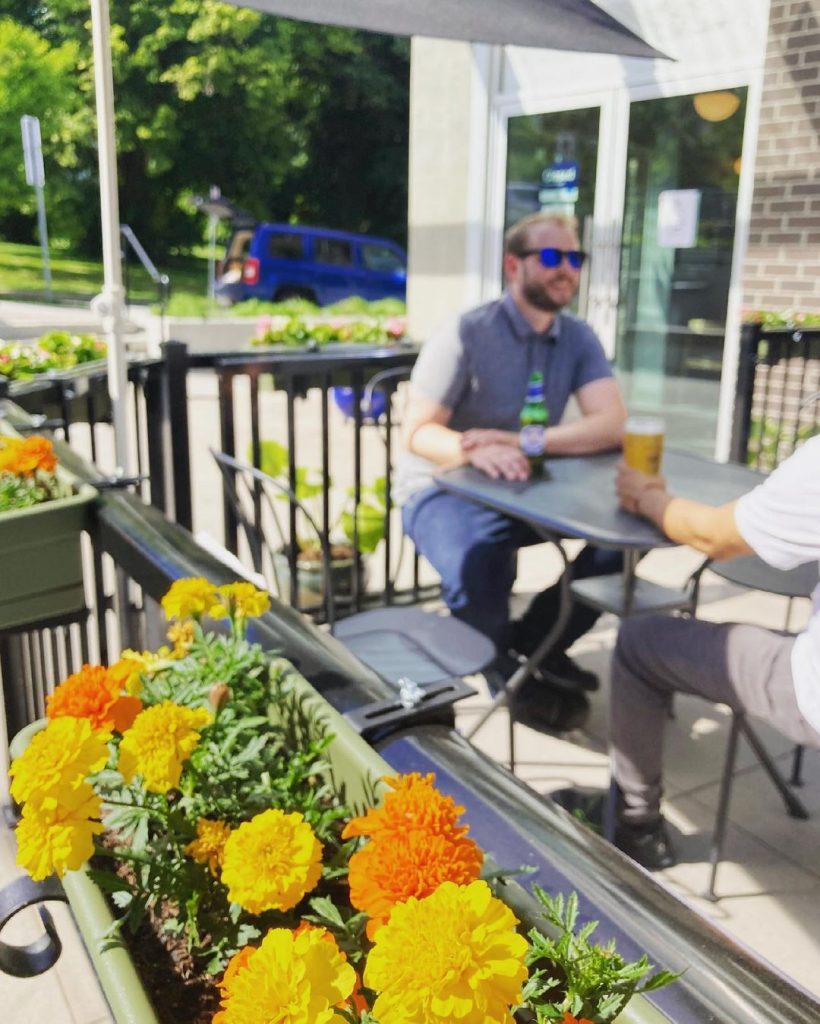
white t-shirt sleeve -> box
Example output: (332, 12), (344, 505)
(734, 436), (820, 570)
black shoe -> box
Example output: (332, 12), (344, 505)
(614, 818), (676, 871)
(536, 652), (600, 693)
(511, 681), (590, 734)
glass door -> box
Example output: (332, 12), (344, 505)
(504, 106), (601, 316)
(614, 89), (747, 455)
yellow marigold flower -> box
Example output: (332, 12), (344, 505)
(118, 702), (211, 794)
(0, 434), (57, 476)
(210, 582), (270, 621)
(15, 784), (104, 880)
(161, 577), (218, 621)
(364, 880), (528, 1024)
(221, 809), (323, 914)
(9, 717), (110, 807)
(342, 772), (469, 842)
(213, 927), (355, 1024)
(166, 619), (196, 658)
(185, 817), (232, 876)
(110, 649), (163, 695)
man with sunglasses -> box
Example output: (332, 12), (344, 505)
(395, 212), (626, 732)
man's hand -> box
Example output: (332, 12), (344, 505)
(460, 428), (519, 451)
(616, 461), (668, 515)
(467, 443), (530, 481)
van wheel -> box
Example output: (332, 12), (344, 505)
(274, 286), (317, 304)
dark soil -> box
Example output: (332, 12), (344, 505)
(92, 841), (219, 1024)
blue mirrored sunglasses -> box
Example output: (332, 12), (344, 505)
(518, 247), (587, 269)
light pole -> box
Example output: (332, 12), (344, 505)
(89, 0), (132, 477)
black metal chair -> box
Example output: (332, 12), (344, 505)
(211, 451), (495, 728)
(689, 555), (818, 899)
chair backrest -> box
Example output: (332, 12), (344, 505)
(211, 449), (339, 627)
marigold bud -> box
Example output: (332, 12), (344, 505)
(209, 683), (232, 711)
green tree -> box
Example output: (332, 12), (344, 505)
(0, 1), (409, 256)
(0, 18), (80, 238)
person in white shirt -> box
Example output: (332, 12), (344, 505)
(609, 436), (820, 870)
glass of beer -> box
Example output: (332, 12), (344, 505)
(623, 416), (665, 476)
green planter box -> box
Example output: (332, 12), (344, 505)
(0, 422), (96, 631)
(8, 670), (392, 1024)
(8, 670), (666, 1024)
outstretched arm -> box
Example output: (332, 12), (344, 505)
(616, 463), (754, 561)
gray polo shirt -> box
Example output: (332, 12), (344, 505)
(395, 292), (613, 504)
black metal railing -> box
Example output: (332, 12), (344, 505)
(1, 437), (817, 1024)
(3, 339), (426, 621)
(730, 322), (820, 470)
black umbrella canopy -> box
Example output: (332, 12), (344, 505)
(226, 0), (666, 59)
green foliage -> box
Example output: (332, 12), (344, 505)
(522, 889), (679, 1023)
(0, 331), (106, 380)
(252, 315), (401, 348)
(0, 19), (79, 233)
(257, 438), (387, 554)
(3, 3), (409, 257)
(745, 416), (819, 472)
(0, 470), (62, 512)
(92, 623), (354, 967)
(744, 309), (820, 329)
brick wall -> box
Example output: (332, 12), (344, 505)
(743, 0), (820, 313)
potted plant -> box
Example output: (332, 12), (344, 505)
(0, 423), (97, 630)
(257, 439), (387, 611)
(0, 331), (107, 382)
(5, 577), (676, 1023)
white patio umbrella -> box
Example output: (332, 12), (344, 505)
(87, 0), (663, 477)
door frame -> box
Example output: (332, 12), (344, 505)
(484, 67), (764, 458)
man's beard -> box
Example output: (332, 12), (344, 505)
(521, 277), (566, 312)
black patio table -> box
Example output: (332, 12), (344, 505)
(436, 449), (765, 767)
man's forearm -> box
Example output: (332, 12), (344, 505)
(637, 489), (751, 560)
(407, 421), (467, 466)
(546, 409), (625, 456)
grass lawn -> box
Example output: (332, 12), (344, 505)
(0, 240), (209, 304)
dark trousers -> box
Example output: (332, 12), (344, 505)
(402, 487), (622, 651)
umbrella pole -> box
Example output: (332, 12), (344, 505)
(90, 0), (132, 478)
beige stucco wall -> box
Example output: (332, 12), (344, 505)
(406, 38), (483, 341)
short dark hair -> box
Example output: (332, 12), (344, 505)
(504, 212), (579, 255)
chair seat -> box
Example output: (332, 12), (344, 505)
(570, 574), (692, 617)
(333, 607), (495, 687)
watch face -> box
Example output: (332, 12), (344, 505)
(520, 425), (545, 457)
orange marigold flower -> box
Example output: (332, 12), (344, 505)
(0, 435), (57, 476)
(342, 772), (469, 842)
(47, 664), (142, 733)
(348, 827), (483, 938)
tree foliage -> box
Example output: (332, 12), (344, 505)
(0, 1), (409, 257)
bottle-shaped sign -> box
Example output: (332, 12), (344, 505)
(519, 371), (549, 476)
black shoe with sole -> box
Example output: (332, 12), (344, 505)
(614, 818), (676, 871)
(535, 652), (600, 693)
(511, 679), (590, 733)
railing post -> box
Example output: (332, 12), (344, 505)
(141, 363), (167, 514)
(729, 321), (760, 465)
(162, 341), (193, 531)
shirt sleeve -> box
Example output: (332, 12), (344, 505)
(734, 436), (820, 570)
(572, 321), (614, 392)
(409, 314), (470, 411)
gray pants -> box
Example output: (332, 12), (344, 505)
(610, 615), (820, 824)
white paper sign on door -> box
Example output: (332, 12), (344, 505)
(657, 189), (701, 248)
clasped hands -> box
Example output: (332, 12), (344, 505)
(459, 428), (530, 481)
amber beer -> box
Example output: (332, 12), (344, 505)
(623, 416), (665, 476)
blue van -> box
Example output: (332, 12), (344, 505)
(215, 223), (407, 306)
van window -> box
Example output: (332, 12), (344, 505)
(361, 243), (404, 273)
(269, 233), (304, 260)
(314, 237), (352, 266)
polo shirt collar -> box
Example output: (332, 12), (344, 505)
(501, 291), (562, 343)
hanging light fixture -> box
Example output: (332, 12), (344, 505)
(693, 90), (741, 122)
